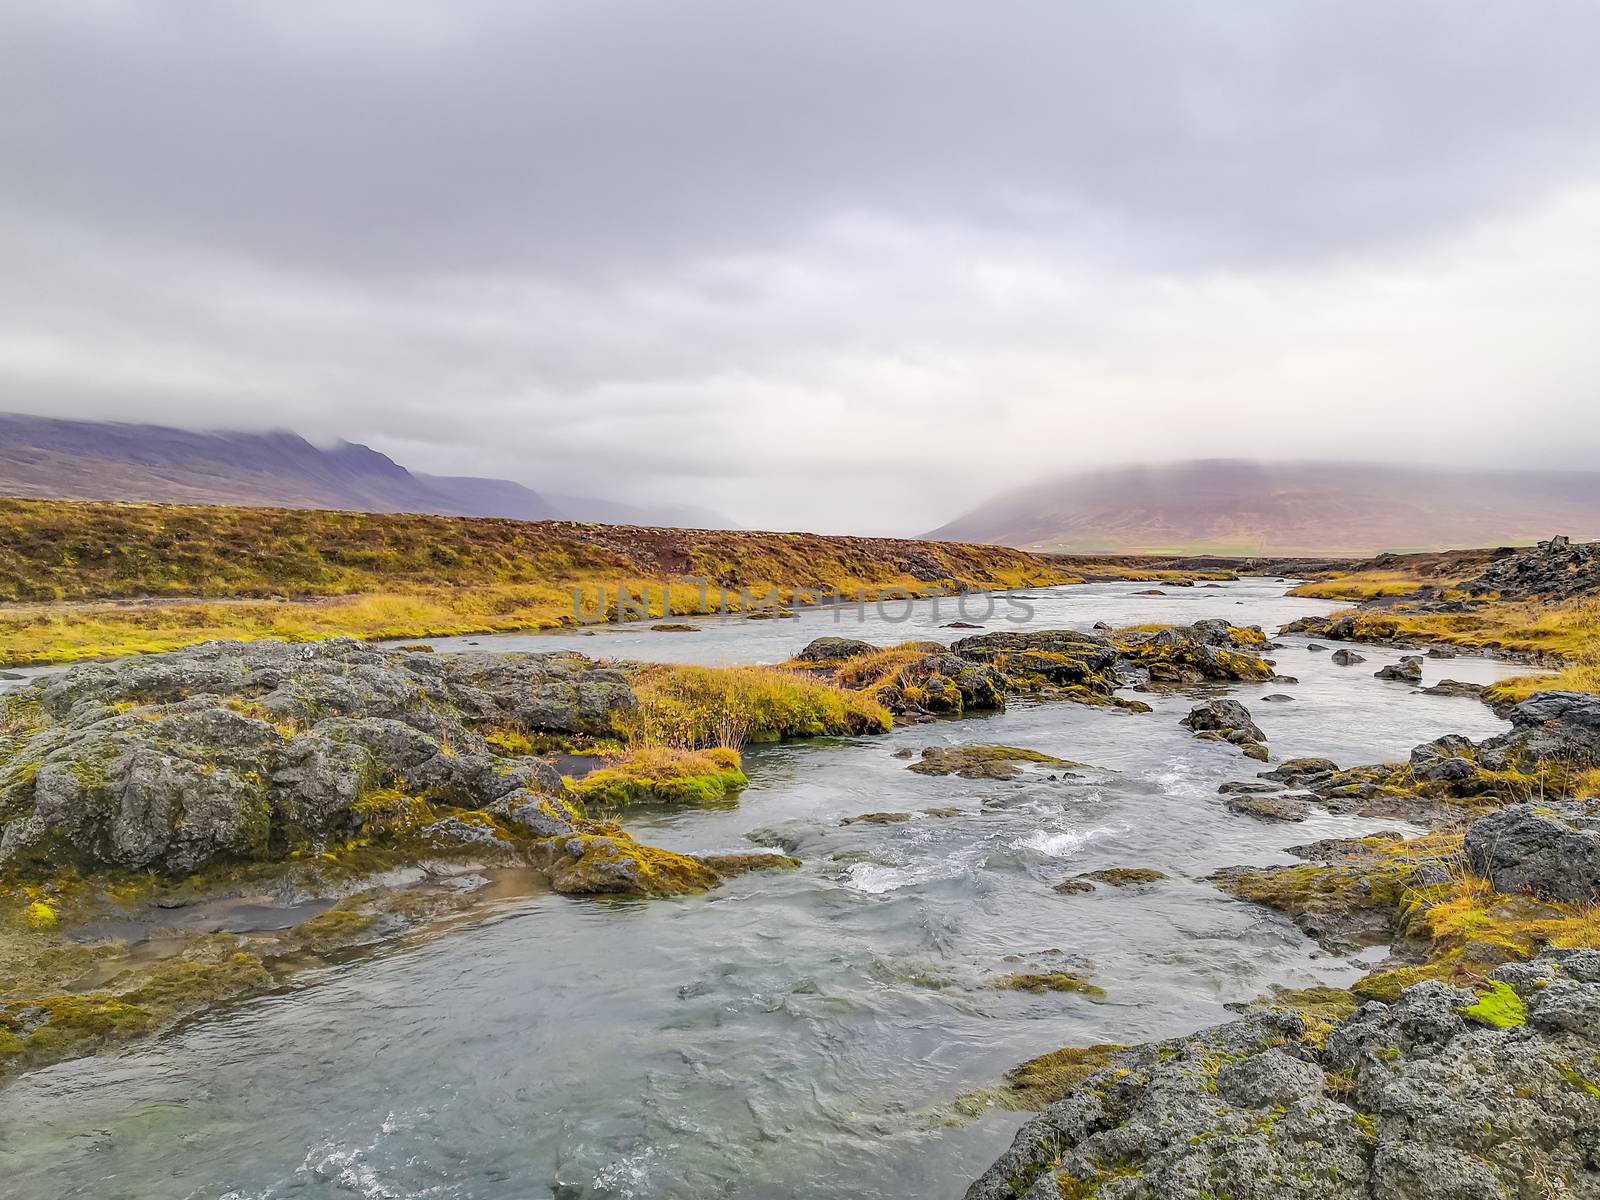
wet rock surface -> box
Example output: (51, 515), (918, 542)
(1373, 655), (1423, 684)
(0, 639), (625, 875)
(1182, 698), (1269, 760)
(965, 952), (1600, 1200)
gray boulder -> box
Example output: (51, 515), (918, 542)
(1477, 690), (1600, 773)
(1374, 655), (1423, 684)
(793, 636), (879, 663)
(1464, 798), (1600, 902)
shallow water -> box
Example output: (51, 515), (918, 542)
(0, 580), (1519, 1199)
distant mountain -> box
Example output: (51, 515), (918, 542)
(924, 460), (1600, 555)
(0, 413), (736, 529)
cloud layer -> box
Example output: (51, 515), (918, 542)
(4, 2), (1600, 532)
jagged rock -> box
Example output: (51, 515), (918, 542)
(793, 636), (879, 663)
(1464, 798), (1600, 903)
(1181, 695), (1270, 760)
(1260, 757), (1341, 785)
(898, 652), (1008, 713)
(1462, 533), (1600, 601)
(1070, 867), (1167, 888)
(965, 954), (1600, 1200)
(1374, 655), (1423, 684)
(1184, 699), (1262, 737)
(1407, 734), (1478, 785)
(1219, 779), (1283, 795)
(1331, 648), (1366, 666)
(907, 744), (1077, 780)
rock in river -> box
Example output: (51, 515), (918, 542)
(964, 952), (1600, 1200)
(1373, 655), (1423, 684)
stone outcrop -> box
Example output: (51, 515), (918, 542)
(1462, 533), (1600, 601)
(965, 953), (1600, 1200)
(0, 639), (751, 898)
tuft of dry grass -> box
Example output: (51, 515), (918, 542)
(617, 663), (891, 749)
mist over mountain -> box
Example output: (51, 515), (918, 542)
(0, 413), (734, 529)
(925, 460), (1600, 555)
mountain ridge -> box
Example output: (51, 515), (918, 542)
(0, 413), (734, 529)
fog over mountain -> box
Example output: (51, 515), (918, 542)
(4, 4), (1600, 532)
(0, 413), (732, 528)
(927, 461), (1600, 555)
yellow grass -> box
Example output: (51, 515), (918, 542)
(1298, 593), (1600, 702)
(1287, 573), (1443, 601)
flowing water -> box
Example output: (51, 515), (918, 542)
(0, 580), (1520, 1199)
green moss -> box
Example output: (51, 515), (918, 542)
(1556, 1060), (1600, 1097)
(1352, 962), (1457, 1003)
(990, 1043), (1131, 1110)
(483, 728), (534, 756)
(1270, 985), (1358, 1023)
(567, 746), (749, 807)
(293, 907), (379, 952)
(1457, 980), (1527, 1029)
(544, 829), (723, 897)
(993, 971), (1107, 998)
(1078, 867), (1167, 888)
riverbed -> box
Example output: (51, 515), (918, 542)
(0, 579), (1518, 1199)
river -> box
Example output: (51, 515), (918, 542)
(0, 579), (1517, 1199)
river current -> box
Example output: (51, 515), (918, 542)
(0, 580), (1518, 1199)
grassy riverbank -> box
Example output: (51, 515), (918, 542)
(0, 498), (1075, 665)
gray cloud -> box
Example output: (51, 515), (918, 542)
(4, 1), (1600, 532)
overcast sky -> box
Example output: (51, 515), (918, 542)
(4, 2), (1600, 533)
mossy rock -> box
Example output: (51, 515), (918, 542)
(992, 971), (1106, 998)
(908, 744), (1079, 780)
(566, 746), (748, 807)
